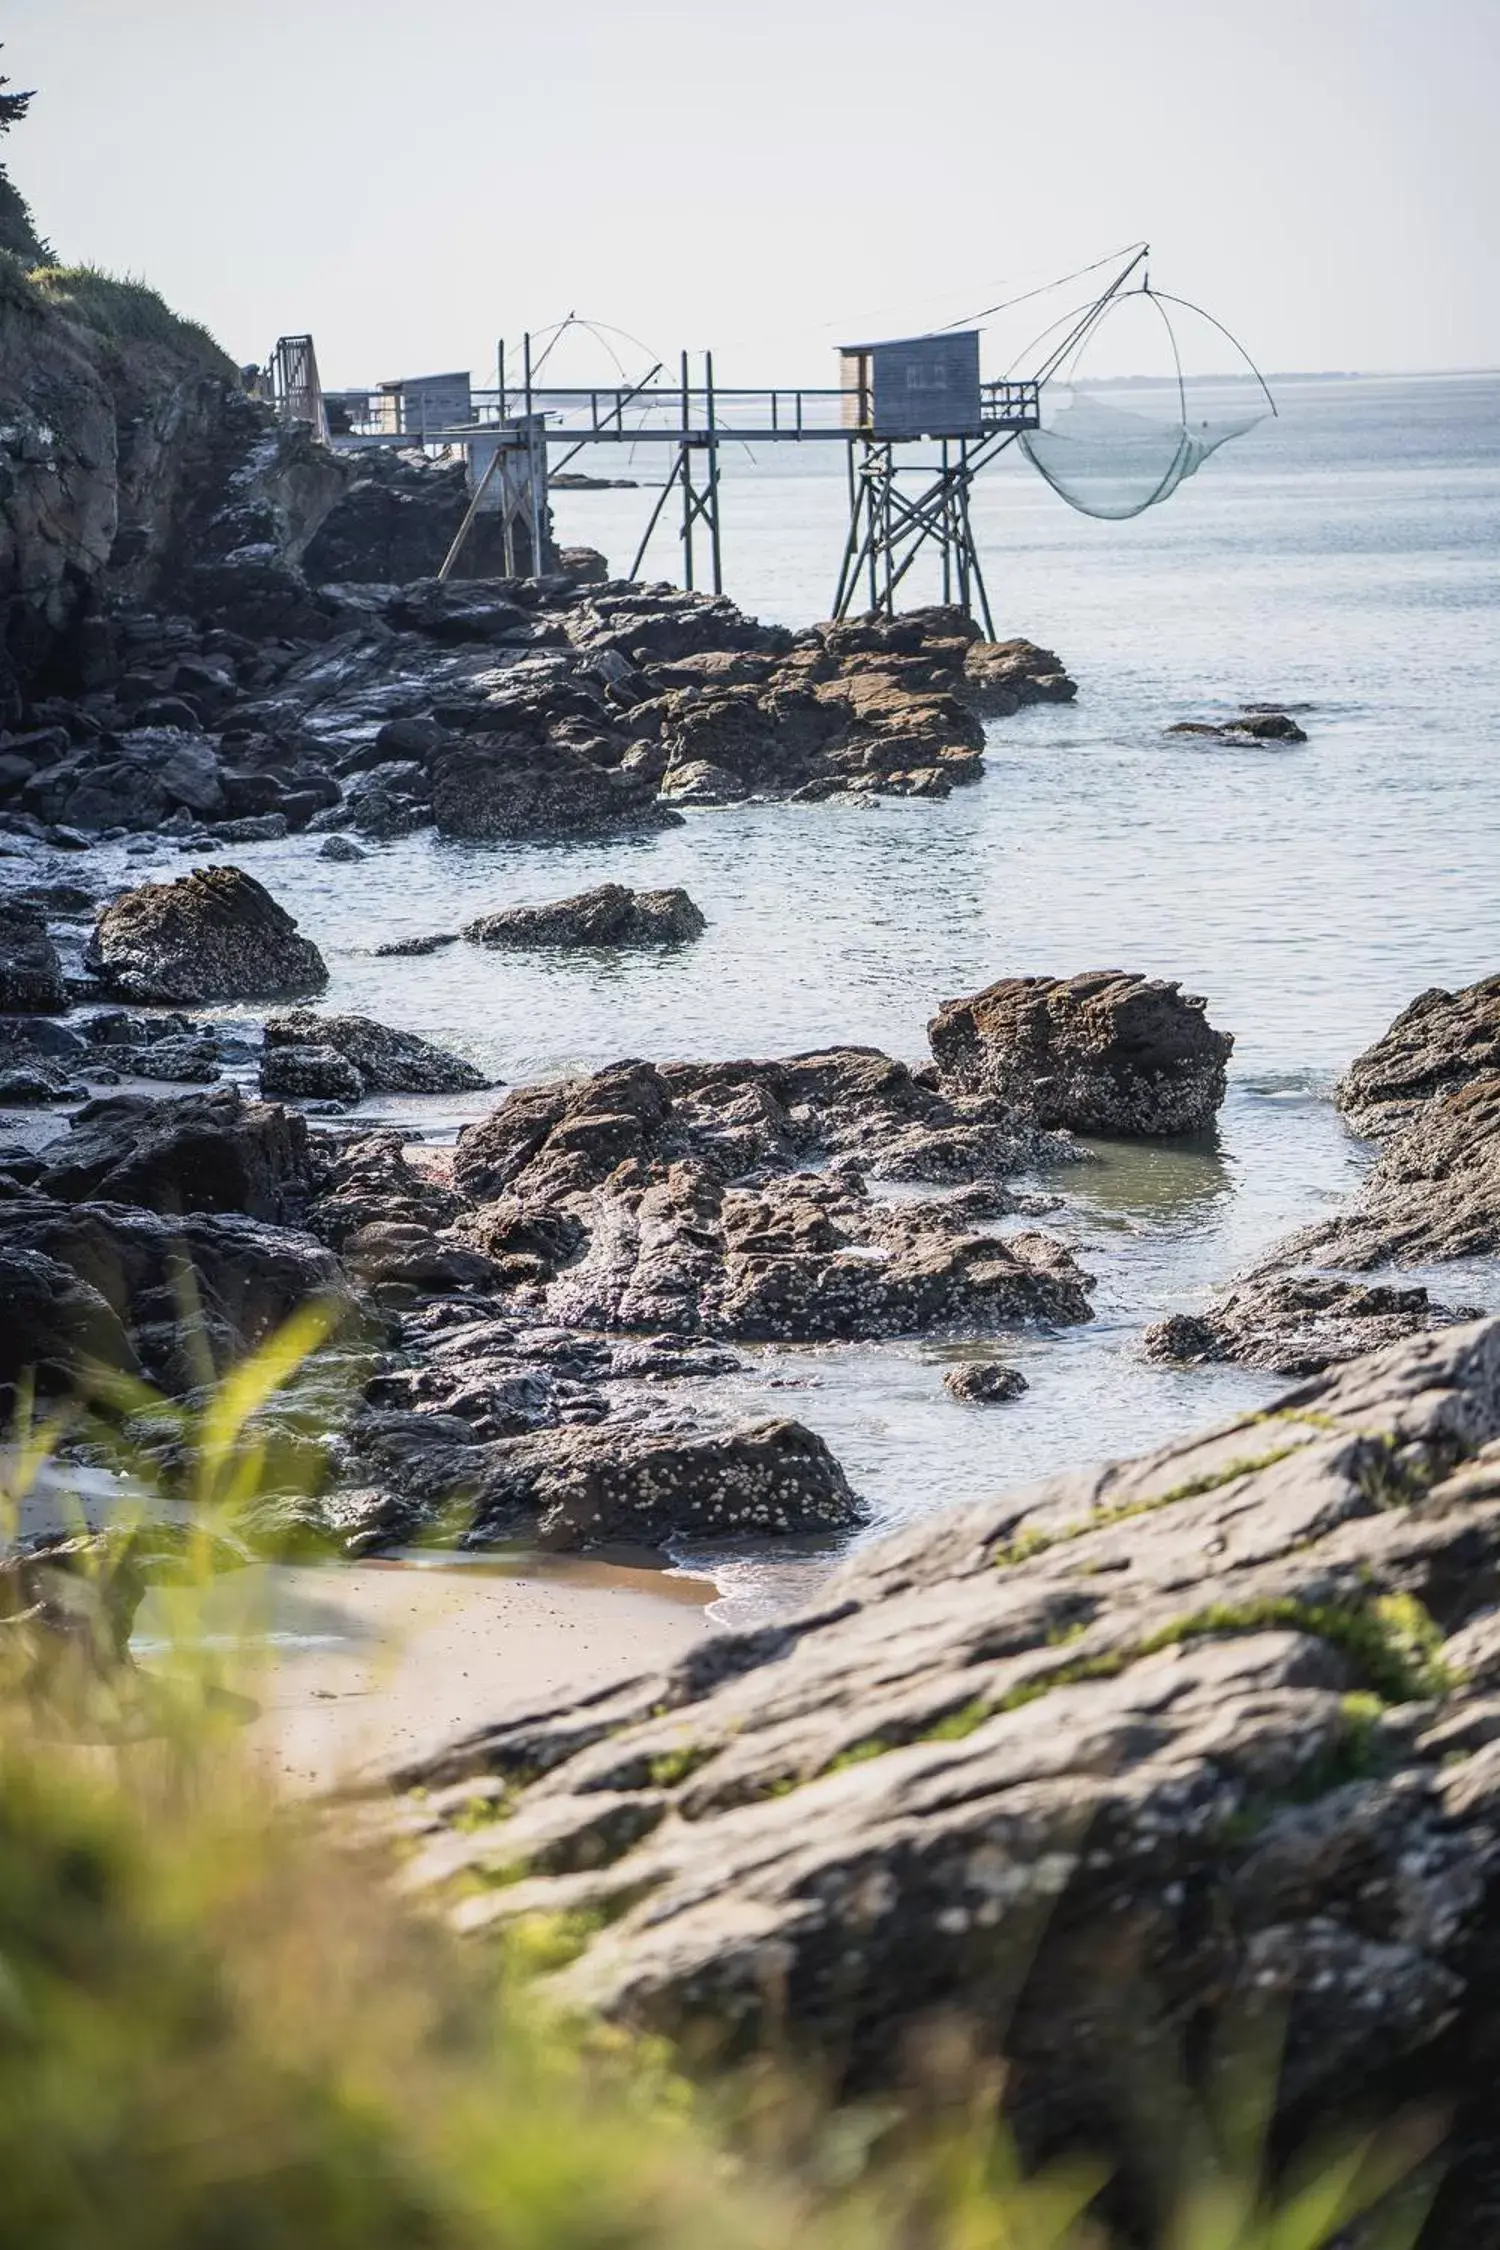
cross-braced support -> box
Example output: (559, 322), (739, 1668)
(832, 439), (997, 636)
(629, 352), (723, 594)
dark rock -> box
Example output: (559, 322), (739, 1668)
(464, 884), (706, 949)
(372, 932), (458, 957)
(85, 865), (327, 1003)
(0, 1058), (84, 1103)
(341, 762), (432, 839)
(261, 1010), (490, 1095)
(1168, 710), (1308, 746)
(1288, 1072), (1500, 1271)
(379, 1315), (1500, 2241)
(0, 1195), (354, 1399)
(943, 1359), (1029, 1402)
(450, 1054), (1090, 1343)
(455, 1049), (1072, 1205)
(1337, 973), (1500, 1142)
(209, 812), (289, 844)
(1142, 1272), (1472, 1377)
(438, 1414), (863, 1551)
(929, 970), (1233, 1137)
(259, 1043), (364, 1104)
(429, 731), (679, 843)
(31, 1086), (312, 1221)
(0, 896), (67, 1013)
(318, 835), (367, 863)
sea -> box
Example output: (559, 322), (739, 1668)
(100, 370), (1500, 1622)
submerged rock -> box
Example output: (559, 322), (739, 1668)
(943, 1359), (1029, 1402)
(464, 884), (706, 950)
(929, 970), (1233, 1137)
(85, 866), (328, 1003)
(1167, 710), (1308, 746)
(261, 1010), (490, 1097)
(380, 1315), (1500, 2236)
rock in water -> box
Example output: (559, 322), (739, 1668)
(943, 1359), (1029, 1402)
(928, 969), (1233, 1136)
(1336, 972), (1500, 1141)
(261, 1011), (490, 1096)
(429, 733), (680, 842)
(85, 866), (327, 1003)
(380, 1316), (1500, 2235)
(464, 884), (706, 949)
(1142, 1272), (1471, 1377)
(0, 896), (67, 1014)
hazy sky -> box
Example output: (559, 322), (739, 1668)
(6, 0), (1498, 388)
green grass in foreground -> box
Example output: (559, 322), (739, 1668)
(0, 1325), (1446, 2250)
(7, 258), (234, 376)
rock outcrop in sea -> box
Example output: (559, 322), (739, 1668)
(929, 970), (1234, 1136)
(1147, 973), (1500, 1374)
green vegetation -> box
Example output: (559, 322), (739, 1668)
(992, 1437), (1313, 1569)
(0, 46), (48, 263)
(24, 264), (236, 377)
(0, 1327), (1450, 2247)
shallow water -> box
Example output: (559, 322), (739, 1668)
(94, 371), (1500, 1622)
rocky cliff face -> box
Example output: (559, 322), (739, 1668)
(0, 267), (346, 708)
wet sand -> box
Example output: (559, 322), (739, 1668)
(133, 1554), (715, 1791)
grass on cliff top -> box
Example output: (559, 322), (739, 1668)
(0, 1334), (1445, 2250)
(11, 258), (235, 378)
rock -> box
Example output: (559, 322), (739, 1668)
(449, 1055), (1090, 1343)
(453, 1050), (1072, 1208)
(210, 812), (289, 844)
(929, 970), (1233, 1137)
(943, 1359), (1029, 1403)
(380, 1316), (1500, 2233)
(541, 1168), (1091, 1343)
(1286, 1072), (1500, 1271)
(372, 932), (458, 958)
(464, 884), (706, 950)
(155, 730), (227, 817)
(1142, 1272), (1473, 1377)
(0, 1194), (353, 1399)
(0, 1058), (85, 1103)
(0, 1239), (134, 1403)
(258, 1043), (364, 1104)
(1167, 710), (1308, 746)
(350, 1412), (864, 1553)
(31, 1086), (312, 1222)
(1337, 974), (1500, 1142)
(85, 865), (328, 1003)
(962, 638), (1077, 711)
(429, 731), (680, 843)
(261, 1011), (490, 1096)
(318, 834), (367, 863)
(0, 896), (67, 1014)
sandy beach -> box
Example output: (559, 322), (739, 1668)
(133, 1555), (715, 1791)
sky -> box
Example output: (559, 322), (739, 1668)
(5, 0), (1499, 390)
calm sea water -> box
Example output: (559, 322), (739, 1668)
(110, 372), (1500, 1620)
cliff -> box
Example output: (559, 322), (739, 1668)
(0, 260), (347, 712)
